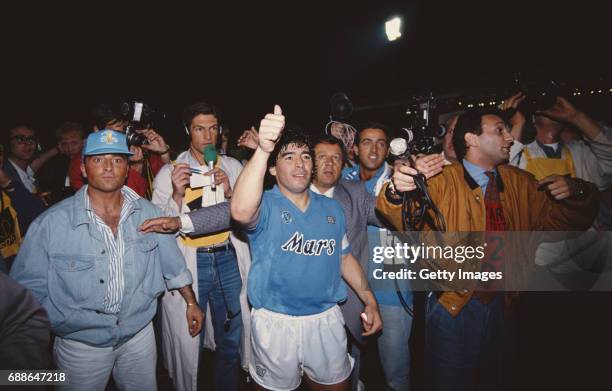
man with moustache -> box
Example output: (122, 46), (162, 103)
(10, 129), (202, 391)
(231, 106), (382, 391)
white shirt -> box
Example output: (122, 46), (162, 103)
(510, 124), (612, 191)
(309, 183), (335, 198)
(84, 185), (140, 314)
(8, 159), (37, 193)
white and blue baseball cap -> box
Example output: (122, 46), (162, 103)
(82, 129), (134, 157)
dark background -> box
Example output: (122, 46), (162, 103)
(2, 0), (610, 149)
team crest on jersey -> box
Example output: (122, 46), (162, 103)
(256, 365), (267, 377)
(327, 216), (336, 224)
(281, 211), (292, 224)
(281, 231), (336, 256)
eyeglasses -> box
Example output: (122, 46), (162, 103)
(10, 135), (38, 145)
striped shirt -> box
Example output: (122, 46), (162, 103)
(84, 185), (140, 314)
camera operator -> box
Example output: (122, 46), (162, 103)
(508, 95), (612, 200)
(378, 108), (600, 390)
(69, 103), (172, 198)
(505, 94), (612, 267)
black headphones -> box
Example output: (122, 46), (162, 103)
(183, 121), (223, 137)
(182, 102), (223, 136)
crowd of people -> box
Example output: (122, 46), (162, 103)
(0, 94), (610, 391)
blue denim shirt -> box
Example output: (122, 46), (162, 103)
(10, 187), (192, 347)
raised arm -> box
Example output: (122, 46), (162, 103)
(30, 146), (60, 172)
(231, 105), (285, 227)
(540, 97), (612, 175)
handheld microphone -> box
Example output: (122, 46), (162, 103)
(203, 145), (218, 191)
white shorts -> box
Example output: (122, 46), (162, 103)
(249, 305), (354, 391)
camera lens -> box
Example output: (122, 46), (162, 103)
(126, 131), (148, 147)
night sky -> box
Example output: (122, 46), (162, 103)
(3, 1), (610, 148)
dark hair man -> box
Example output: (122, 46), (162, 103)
(378, 109), (599, 390)
(4, 125), (40, 194)
(342, 122), (414, 391)
(151, 101), (249, 391)
(231, 106), (382, 391)
(1, 126), (46, 235)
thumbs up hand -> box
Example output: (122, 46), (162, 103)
(258, 105), (285, 153)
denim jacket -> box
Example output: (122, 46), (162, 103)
(10, 187), (193, 347)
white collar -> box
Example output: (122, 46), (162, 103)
(310, 183), (335, 198)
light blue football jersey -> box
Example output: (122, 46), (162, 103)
(247, 186), (350, 316)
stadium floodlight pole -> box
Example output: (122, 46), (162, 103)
(385, 17), (402, 41)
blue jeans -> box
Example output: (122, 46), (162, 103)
(425, 293), (514, 391)
(377, 304), (413, 391)
(197, 246), (243, 391)
(53, 322), (156, 391)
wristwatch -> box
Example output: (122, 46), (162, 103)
(385, 182), (403, 205)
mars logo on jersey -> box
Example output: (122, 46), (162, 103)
(281, 232), (336, 256)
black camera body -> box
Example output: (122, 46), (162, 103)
(517, 80), (566, 114)
(120, 101), (155, 147)
(402, 99), (447, 155)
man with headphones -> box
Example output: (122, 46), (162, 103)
(152, 101), (250, 391)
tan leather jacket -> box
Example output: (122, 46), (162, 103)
(376, 161), (599, 316)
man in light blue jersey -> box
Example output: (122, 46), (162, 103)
(342, 122), (413, 391)
(231, 106), (382, 391)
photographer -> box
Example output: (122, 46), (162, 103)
(377, 108), (600, 390)
(69, 103), (171, 198)
(508, 95), (612, 198)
